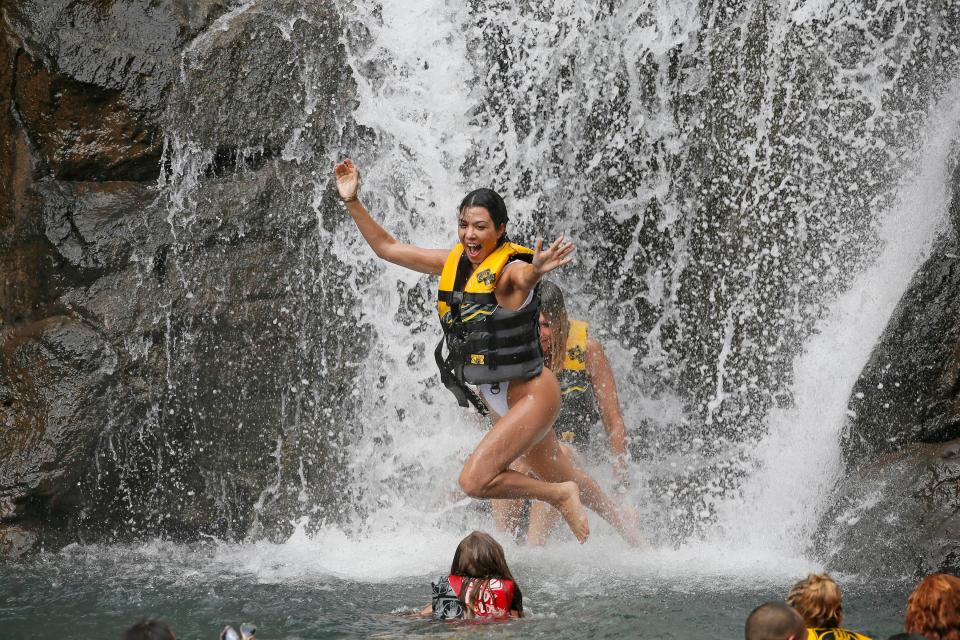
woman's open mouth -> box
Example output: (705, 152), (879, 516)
(465, 243), (482, 260)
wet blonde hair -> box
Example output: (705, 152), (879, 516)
(787, 573), (843, 628)
(539, 280), (570, 372)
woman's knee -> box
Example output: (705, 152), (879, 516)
(458, 464), (489, 498)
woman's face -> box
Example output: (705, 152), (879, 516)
(538, 312), (553, 360)
(458, 206), (505, 265)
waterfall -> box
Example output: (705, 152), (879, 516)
(316, 0), (960, 568)
(70, 0), (960, 575)
(713, 79), (960, 556)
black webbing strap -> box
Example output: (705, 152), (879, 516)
(485, 315), (497, 370)
(450, 346), (542, 367)
(460, 331), (533, 352)
(486, 304), (539, 329)
(434, 338), (489, 416)
(437, 290), (498, 306)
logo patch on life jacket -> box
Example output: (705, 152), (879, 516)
(567, 345), (586, 364)
(475, 269), (496, 285)
(470, 354), (485, 365)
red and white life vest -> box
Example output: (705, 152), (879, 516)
(447, 574), (516, 619)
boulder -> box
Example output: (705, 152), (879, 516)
(841, 235), (960, 463)
(816, 439), (960, 578)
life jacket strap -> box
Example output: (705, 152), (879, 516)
(437, 290), (498, 306)
(434, 338), (489, 416)
(485, 315), (498, 370)
(460, 331), (535, 352)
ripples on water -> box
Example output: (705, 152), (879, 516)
(0, 529), (913, 639)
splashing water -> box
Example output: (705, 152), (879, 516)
(64, 0), (960, 590)
(713, 78), (960, 556)
(321, 0), (960, 578)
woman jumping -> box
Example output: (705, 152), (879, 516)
(334, 159), (641, 545)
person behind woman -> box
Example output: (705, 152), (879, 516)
(333, 159), (641, 545)
(539, 280), (630, 467)
(786, 573), (872, 640)
(899, 573), (960, 640)
(422, 531), (522, 620)
(536, 280), (635, 542)
(492, 280), (636, 544)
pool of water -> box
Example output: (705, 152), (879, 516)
(0, 529), (912, 639)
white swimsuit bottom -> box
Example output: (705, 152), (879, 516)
(479, 381), (511, 417)
(476, 262), (535, 418)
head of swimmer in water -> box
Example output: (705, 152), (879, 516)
(457, 188), (509, 266)
(787, 573), (843, 628)
(538, 280), (570, 371)
(450, 531), (523, 616)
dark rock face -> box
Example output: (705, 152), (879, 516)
(817, 440), (960, 578)
(842, 161), (960, 462)
(820, 163), (960, 576)
(841, 239), (960, 462)
(0, 0), (364, 554)
(14, 52), (163, 182)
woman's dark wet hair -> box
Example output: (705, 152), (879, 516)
(450, 531), (523, 616)
(458, 188), (510, 245)
(540, 280), (570, 371)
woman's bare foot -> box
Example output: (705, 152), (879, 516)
(553, 481), (590, 543)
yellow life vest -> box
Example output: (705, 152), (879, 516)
(555, 319), (600, 444)
(562, 319), (589, 378)
(807, 628), (873, 640)
(434, 242), (544, 406)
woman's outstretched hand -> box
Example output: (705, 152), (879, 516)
(334, 158), (360, 202)
(532, 235), (575, 276)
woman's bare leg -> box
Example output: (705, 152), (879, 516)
(527, 500), (561, 546)
(491, 460), (534, 535)
(458, 369), (590, 542)
(522, 433), (646, 547)
(491, 498), (524, 535)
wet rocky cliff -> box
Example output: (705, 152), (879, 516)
(0, 0), (367, 554)
(817, 162), (960, 577)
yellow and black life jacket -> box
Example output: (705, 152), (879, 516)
(434, 242), (544, 411)
(807, 628), (873, 640)
(555, 319), (601, 444)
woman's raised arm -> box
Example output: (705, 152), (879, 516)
(496, 235), (575, 309)
(335, 159), (447, 275)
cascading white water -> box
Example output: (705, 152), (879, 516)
(713, 78), (960, 555)
(282, 0), (960, 582)
(131, 0), (960, 584)
(324, 0), (493, 534)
